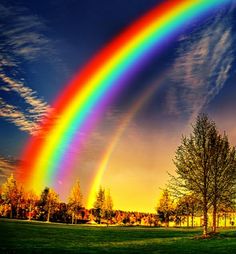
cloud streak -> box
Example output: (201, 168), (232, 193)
(0, 2), (54, 135)
(166, 9), (234, 122)
(0, 3), (52, 63)
(0, 73), (51, 135)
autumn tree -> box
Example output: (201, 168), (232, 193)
(1, 174), (21, 218)
(39, 187), (60, 222)
(170, 114), (236, 236)
(156, 189), (175, 227)
(67, 180), (83, 224)
(104, 189), (113, 225)
(24, 190), (39, 220)
(93, 186), (106, 224)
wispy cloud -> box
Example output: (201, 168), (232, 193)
(0, 73), (51, 135)
(0, 3), (52, 63)
(0, 2), (55, 134)
(166, 9), (234, 122)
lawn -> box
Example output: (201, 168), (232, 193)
(0, 219), (236, 253)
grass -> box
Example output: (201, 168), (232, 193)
(1, 219), (236, 253)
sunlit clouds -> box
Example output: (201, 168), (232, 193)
(0, 155), (18, 181)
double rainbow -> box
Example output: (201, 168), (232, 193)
(18, 0), (230, 198)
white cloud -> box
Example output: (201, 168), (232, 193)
(0, 2), (56, 135)
(0, 73), (51, 135)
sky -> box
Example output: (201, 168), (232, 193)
(1, 0), (236, 213)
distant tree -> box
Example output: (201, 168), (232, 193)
(170, 114), (236, 236)
(104, 189), (113, 225)
(217, 201), (235, 228)
(39, 187), (60, 222)
(156, 189), (175, 227)
(93, 186), (105, 224)
(208, 133), (236, 232)
(67, 180), (83, 224)
(1, 174), (21, 218)
(176, 194), (200, 227)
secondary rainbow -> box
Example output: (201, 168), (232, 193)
(18, 0), (231, 194)
(86, 74), (167, 208)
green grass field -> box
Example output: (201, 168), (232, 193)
(1, 219), (236, 253)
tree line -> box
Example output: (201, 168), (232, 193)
(0, 114), (236, 236)
(0, 176), (157, 225)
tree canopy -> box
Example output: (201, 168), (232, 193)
(170, 114), (236, 235)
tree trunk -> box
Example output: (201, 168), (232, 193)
(47, 206), (51, 222)
(217, 214), (220, 228)
(187, 215), (189, 227)
(28, 203), (32, 221)
(224, 213), (227, 228)
(71, 212), (74, 224)
(191, 214), (194, 228)
(165, 216), (169, 227)
(203, 207), (208, 236)
(212, 204), (217, 233)
(10, 208), (13, 219)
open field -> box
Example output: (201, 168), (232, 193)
(1, 219), (236, 253)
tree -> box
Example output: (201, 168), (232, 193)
(24, 190), (38, 220)
(176, 194), (200, 227)
(156, 189), (175, 227)
(104, 189), (113, 225)
(39, 187), (60, 222)
(1, 174), (21, 218)
(93, 186), (105, 224)
(217, 201), (235, 228)
(67, 180), (83, 224)
(170, 114), (236, 236)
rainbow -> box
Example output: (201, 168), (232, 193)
(18, 0), (231, 196)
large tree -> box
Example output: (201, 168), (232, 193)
(170, 114), (236, 236)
